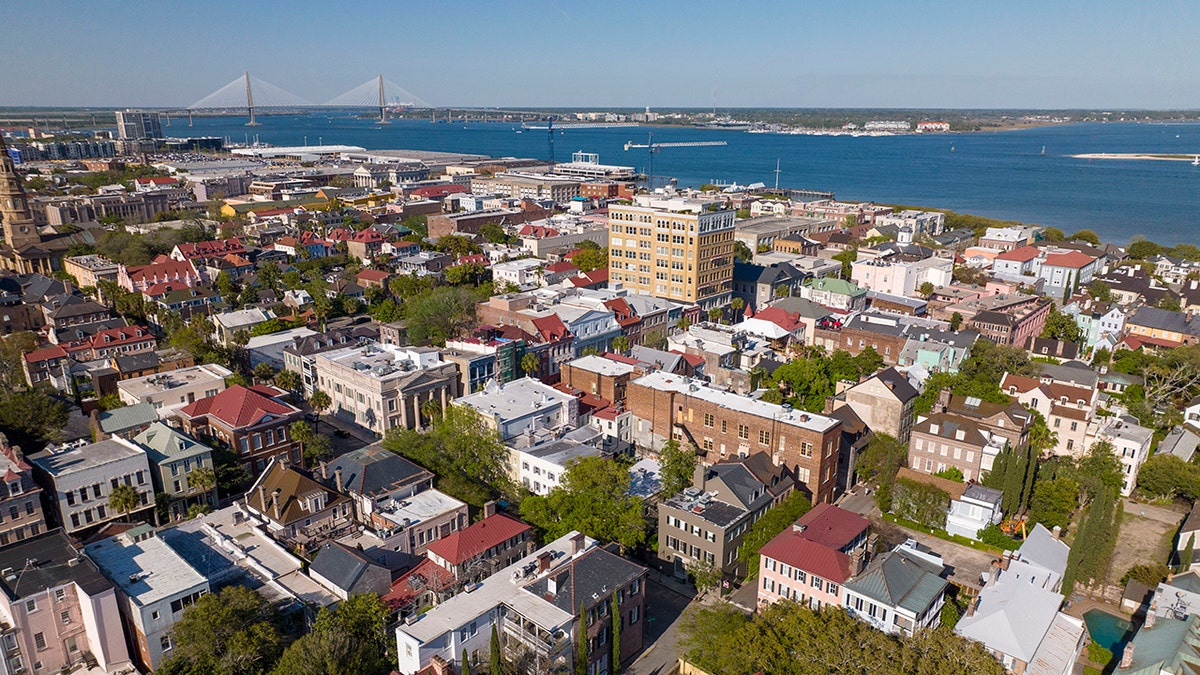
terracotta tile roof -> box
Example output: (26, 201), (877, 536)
(424, 513), (531, 566)
(24, 344), (68, 363)
(995, 245), (1041, 262)
(1042, 250), (1096, 269)
(125, 258), (198, 283)
(178, 384), (299, 429)
(751, 306), (805, 332)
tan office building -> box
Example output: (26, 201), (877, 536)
(608, 197), (735, 309)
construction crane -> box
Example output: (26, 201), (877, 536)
(623, 133), (728, 189)
(522, 119), (638, 169)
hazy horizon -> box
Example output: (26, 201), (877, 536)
(4, 1), (1200, 109)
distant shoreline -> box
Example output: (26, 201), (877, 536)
(1072, 152), (1200, 161)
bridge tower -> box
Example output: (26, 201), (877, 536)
(244, 72), (260, 127)
(377, 73), (390, 124)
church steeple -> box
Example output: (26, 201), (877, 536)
(0, 134), (42, 251)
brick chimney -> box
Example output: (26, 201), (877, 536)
(1145, 602), (1157, 630)
(484, 500), (497, 518)
(537, 551), (553, 574)
(334, 467), (343, 488)
(1051, 525), (1062, 540)
(429, 655), (451, 675)
(571, 532), (585, 555)
(1119, 643), (1135, 669)
(257, 484), (267, 507)
(319, 461), (328, 480)
(271, 488), (282, 519)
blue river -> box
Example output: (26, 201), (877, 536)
(178, 115), (1200, 245)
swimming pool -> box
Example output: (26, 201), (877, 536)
(1083, 609), (1133, 653)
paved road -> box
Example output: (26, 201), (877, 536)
(1123, 498), (1188, 526)
(625, 575), (696, 675)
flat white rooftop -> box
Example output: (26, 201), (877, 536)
(631, 371), (840, 433)
(375, 489), (465, 529)
(85, 533), (206, 606)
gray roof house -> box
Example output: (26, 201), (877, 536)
(97, 402), (159, 439)
(1161, 426), (1200, 463)
(309, 541), (391, 600)
(131, 422), (215, 520)
(842, 540), (947, 637)
(955, 524), (1085, 674)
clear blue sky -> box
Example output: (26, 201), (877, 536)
(4, 0), (1199, 109)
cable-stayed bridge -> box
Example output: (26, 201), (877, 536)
(175, 72), (556, 126)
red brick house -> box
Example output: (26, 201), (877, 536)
(176, 385), (304, 473)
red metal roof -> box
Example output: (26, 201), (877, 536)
(178, 384), (299, 429)
(424, 513), (531, 566)
(383, 558), (456, 611)
(531, 314), (571, 342)
(544, 261), (579, 274)
(356, 269), (391, 282)
(792, 503), (871, 550)
(758, 531), (853, 583)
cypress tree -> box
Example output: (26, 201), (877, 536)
(576, 602), (588, 675)
(1002, 448), (1025, 516)
(490, 624), (502, 675)
(1184, 534), (1196, 574)
(611, 593), (622, 675)
(462, 648), (471, 675)
(1020, 447), (1039, 514)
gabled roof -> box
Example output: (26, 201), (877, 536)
(791, 503), (871, 551)
(425, 513), (531, 566)
(843, 548), (946, 614)
(531, 313), (571, 342)
(310, 541), (388, 593)
(177, 384), (299, 429)
(524, 545), (645, 614)
(97, 402), (159, 434)
(759, 531), (853, 583)
(245, 459), (349, 525)
(24, 344), (68, 363)
(324, 444), (430, 497)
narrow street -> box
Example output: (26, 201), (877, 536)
(625, 570), (698, 675)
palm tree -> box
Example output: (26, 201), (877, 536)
(253, 362), (276, 384)
(290, 420), (313, 458)
(521, 353), (541, 378)
(108, 484), (141, 521)
(611, 335), (630, 354)
(189, 465), (217, 509)
(309, 389), (331, 432)
(420, 399), (443, 428)
(730, 297), (745, 317)
(273, 369), (301, 396)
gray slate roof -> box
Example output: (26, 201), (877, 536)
(324, 444), (431, 498)
(525, 545), (645, 613)
(843, 548), (946, 614)
(309, 541), (387, 593)
(0, 530), (113, 600)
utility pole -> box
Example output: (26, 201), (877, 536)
(774, 159), (782, 190)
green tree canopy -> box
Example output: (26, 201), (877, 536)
(657, 439), (696, 499)
(269, 594), (393, 675)
(521, 456), (646, 549)
(158, 585), (284, 675)
(738, 490), (812, 579)
(678, 601), (1005, 675)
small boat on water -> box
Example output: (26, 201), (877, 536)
(1041, 146), (1046, 156)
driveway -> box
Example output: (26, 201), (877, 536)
(625, 574), (697, 675)
(877, 519), (998, 590)
(308, 412), (375, 458)
(837, 486), (880, 518)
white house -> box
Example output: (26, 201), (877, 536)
(491, 258), (545, 288)
(84, 526), (209, 670)
(453, 377), (579, 441)
(31, 438), (155, 534)
(508, 427), (607, 495)
(945, 484), (1004, 539)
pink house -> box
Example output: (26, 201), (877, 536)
(757, 503), (871, 611)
